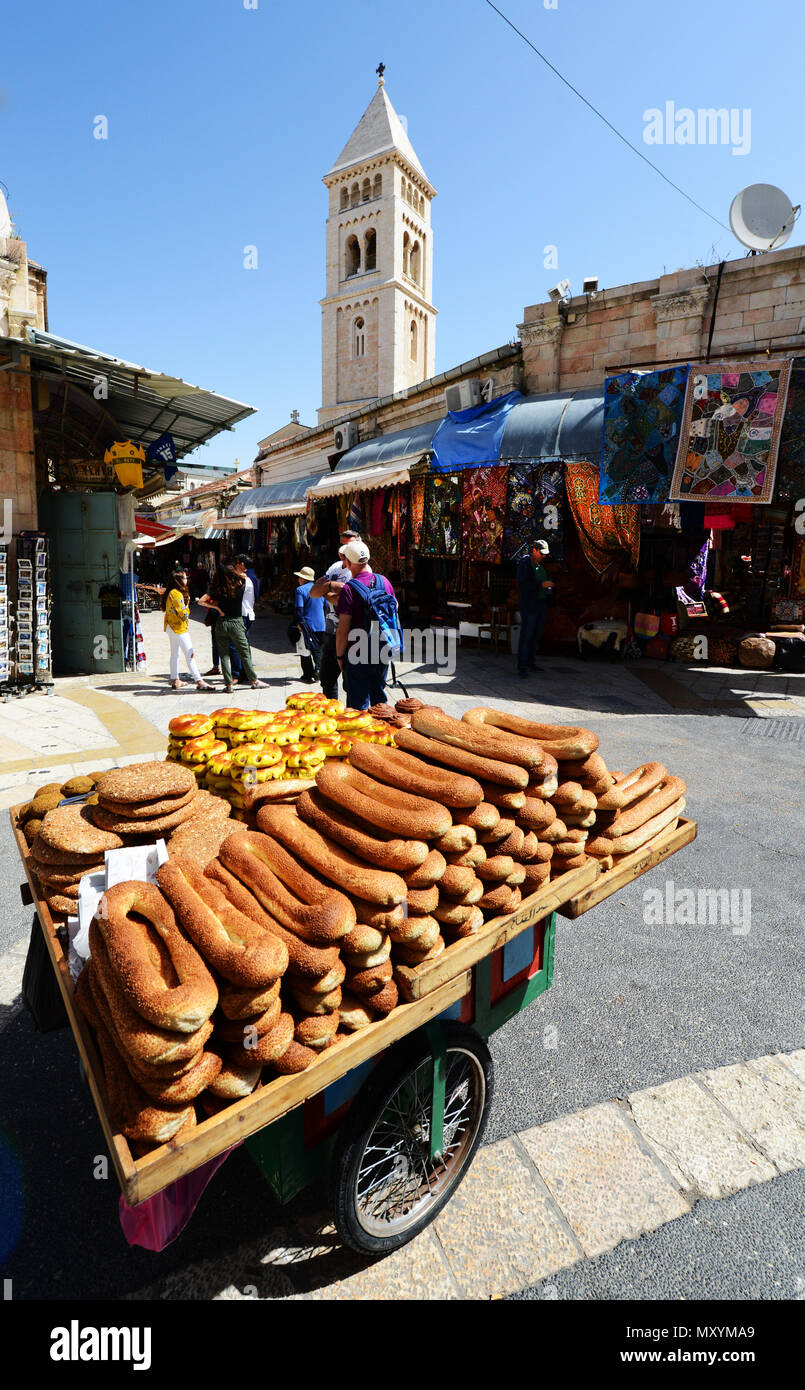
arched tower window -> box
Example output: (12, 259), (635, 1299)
(345, 234), (361, 278)
(350, 182), (359, 207)
(361, 178), (371, 202)
(373, 173), (382, 198)
(402, 231), (410, 278)
(364, 227), (377, 272)
(339, 187), (349, 211)
(410, 239), (421, 285)
(419, 195), (425, 216)
(353, 316), (365, 358)
(410, 318), (418, 360)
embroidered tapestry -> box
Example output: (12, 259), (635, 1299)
(775, 357), (805, 501)
(669, 359), (792, 503)
(565, 461), (640, 574)
(410, 477), (426, 549)
(600, 366), (688, 503)
(460, 465), (509, 563)
(420, 472), (462, 557)
(502, 460), (566, 561)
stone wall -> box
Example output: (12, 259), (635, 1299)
(0, 358), (37, 531)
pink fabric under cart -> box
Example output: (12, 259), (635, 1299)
(118, 1143), (241, 1251)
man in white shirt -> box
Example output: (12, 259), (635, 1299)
(231, 554), (257, 684)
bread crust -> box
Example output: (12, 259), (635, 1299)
(413, 708), (546, 774)
(297, 788), (429, 872)
(348, 742), (484, 809)
(219, 830), (356, 944)
(394, 726), (529, 789)
(256, 804), (407, 906)
(316, 761), (452, 839)
(462, 708), (598, 761)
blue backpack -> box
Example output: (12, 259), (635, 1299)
(346, 574), (404, 659)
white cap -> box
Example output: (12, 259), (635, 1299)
(533, 540), (550, 555)
(341, 540), (370, 564)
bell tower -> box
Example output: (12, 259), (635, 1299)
(319, 71), (437, 425)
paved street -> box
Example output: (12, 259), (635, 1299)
(0, 607), (803, 1300)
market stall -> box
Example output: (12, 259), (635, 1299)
(11, 699), (696, 1253)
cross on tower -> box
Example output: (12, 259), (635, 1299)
(376, 62), (386, 82)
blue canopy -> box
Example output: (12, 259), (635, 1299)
(430, 391), (523, 472)
(499, 388), (604, 461)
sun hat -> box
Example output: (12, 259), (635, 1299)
(294, 566), (316, 582)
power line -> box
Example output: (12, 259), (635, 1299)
(483, 0), (731, 232)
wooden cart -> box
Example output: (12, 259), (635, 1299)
(10, 805), (696, 1255)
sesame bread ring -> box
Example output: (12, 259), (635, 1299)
(393, 934), (445, 967)
(477, 855), (516, 883)
(214, 996), (282, 1043)
(551, 781), (584, 808)
(610, 797), (685, 854)
(38, 804), (123, 856)
(505, 865), (526, 887)
(348, 742), (483, 809)
(452, 802), (501, 833)
(244, 779), (317, 810)
(562, 809), (597, 829)
(363, 978), (398, 1016)
(351, 900), (405, 934)
(218, 830), (356, 944)
(596, 762), (668, 812)
(554, 853), (586, 872)
(445, 879), (484, 905)
(316, 761), (451, 840)
(585, 833), (618, 858)
(75, 969), (193, 1146)
(478, 783), (527, 813)
(529, 839), (553, 864)
(387, 912), (437, 945)
(169, 714), (215, 739)
(218, 975), (281, 1022)
(407, 884), (439, 915)
(270, 1039), (318, 1073)
(526, 775), (559, 801)
(96, 761), (196, 805)
(294, 1010), (341, 1049)
(444, 844), (487, 869)
(394, 726), (528, 790)
(448, 906), (485, 939)
(411, 708), (547, 775)
(536, 819), (567, 844)
(343, 934), (391, 970)
(496, 826), (526, 858)
(98, 789), (196, 820)
(462, 709), (598, 762)
(342, 922), (385, 955)
(207, 1059), (262, 1099)
(336, 991), (376, 1031)
(295, 960), (347, 994)
(433, 899), (479, 928)
(432, 824), (477, 855)
(477, 817), (516, 845)
(522, 862), (551, 891)
(403, 849), (447, 889)
(478, 883), (521, 915)
(158, 860), (289, 987)
(126, 1047), (222, 1105)
(88, 923), (214, 1066)
(92, 798), (199, 837)
(608, 778), (687, 837)
(227, 1011), (295, 1067)
(439, 864), (479, 898)
(95, 881), (218, 1033)
(257, 804), (407, 907)
(289, 983), (342, 1014)
(347, 957), (394, 996)
(553, 838), (588, 857)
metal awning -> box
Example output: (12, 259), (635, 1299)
(331, 418), (440, 473)
(19, 328), (255, 458)
(308, 458), (413, 499)
(499, 388), (604, 460)
(226, 474), (321, 518)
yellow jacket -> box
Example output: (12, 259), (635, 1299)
(164, 588), (189, 634)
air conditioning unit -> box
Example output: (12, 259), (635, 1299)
(444, 379), (482, 412)
(333, 421), (359, 453)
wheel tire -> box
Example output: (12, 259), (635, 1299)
(329, 1021), (493, 1255)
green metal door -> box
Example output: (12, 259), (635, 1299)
(37, 491), (124, 674)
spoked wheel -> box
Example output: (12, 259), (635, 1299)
(329, 1022), (493, 1255)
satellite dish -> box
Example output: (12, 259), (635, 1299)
(729, 184), (798, 252)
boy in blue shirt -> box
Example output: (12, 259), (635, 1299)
(294, 565), (327, 682)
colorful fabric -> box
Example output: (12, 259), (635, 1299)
(366, 530), (395, 578)
(163, 588), (189, 634)
(688, 539), (709, 595)
(564, 461), (640, 575)
(420, 472), (462, 557)
(410, 478), (425, 548)
(600, 366), (688, 503)
(395, 485), (408, 560)
(792, 536), (805, 600)
(370, 489), (386, 536)
(669, 360), (792, 503)
(347, 493), (363, 535)
(460, 465), (508, 563)
(775, 358), (805, 501)
(502, 460), (565, 562)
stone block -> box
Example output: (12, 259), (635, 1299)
(698, 1054), (805, 1172)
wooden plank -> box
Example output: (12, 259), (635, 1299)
(126, 972), (471, 1204)
(10, 806), (472, 1203)
(558, 818), (698, 919)
(394, 858), (600, 1002)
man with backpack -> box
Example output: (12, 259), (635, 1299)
(335, 539), (402, 710)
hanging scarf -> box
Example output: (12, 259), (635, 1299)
(347, 492), (363, 536)
(687, 538), (709, 595)
(460, 465), (508, 564)
(410, 476), (426, 549)
(565, 461), (640, 575)
(397, 484), (409, 560)
(420, 472), (462, 558)
(370, 488), (386, 536)
(502, 459), (566, 561)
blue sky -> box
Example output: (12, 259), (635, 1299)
(3, 0), (802, 471)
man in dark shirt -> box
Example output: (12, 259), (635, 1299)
(516, 540), (553, 676)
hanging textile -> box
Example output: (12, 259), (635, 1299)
(368, 531), (395, 577)
(431, 391), (522, 472)
(792, 535), (805, 600)
(565, 461), (640, 575)
(460, 465), (508, 563)
(335, 493), (351, 532)
(420, 472), (462, 557)
(775, 358), (805, 501)
(600, 366), (688, 503)
(397, 485), (409, 560)
(669, 359), (792, 503)
(410, 478), (426, 547)
(502, 460), (566, 562)
(687, 539), (709, 595)
(370, 488), (386, 536)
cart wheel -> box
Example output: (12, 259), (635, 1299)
(329, 1021), (493, 1256)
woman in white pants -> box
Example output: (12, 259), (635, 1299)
(163, 569), (213, 690)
